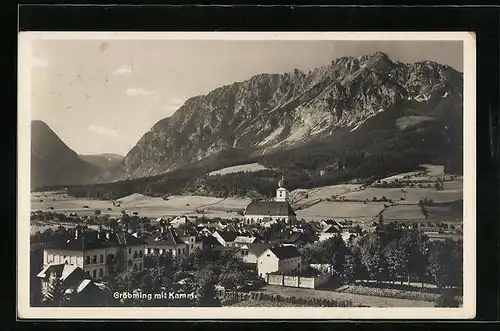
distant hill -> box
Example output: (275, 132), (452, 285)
(79, 153), (124, 169)
(30, 120), (101, 190)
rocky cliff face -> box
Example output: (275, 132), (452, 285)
(119, 52), (463, 179)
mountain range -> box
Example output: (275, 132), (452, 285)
(31, 51), (464, 191)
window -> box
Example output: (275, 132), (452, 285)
(86, 256), (91, 265)
(48, 254), (53, 263)
(182, 248), (185, 254)
(92, 270), (96, 278)
(154, 248), (159, 255)
(266, 254), (270, 257)
(93, 255), (97, 264)
(129, 248), (132, 254)
(100, 254), (104, 263)
(139, 251), (143, 258)
(133, 264), (137, 271)
(133, 251), (138, 259)
(169, 249), (172, 254)
(191, 244), (193, 249)
(98, 269), (103, 277)
(191, 238), (194, 242)
(177, 249), (181, 255)
(139, 263), (142, 271)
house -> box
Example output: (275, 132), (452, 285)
(202, 235), (222, 250)
(143, 226), (188, 257)
(244, 176), (297, 225)
(170, 216), (190, 228)
(42, 228), (146, 280)
(237, 242), (271, 265)
(321, 219), (343, 230)
(36, 263), (110, 306)
(257, 245), (302, 279)
(280, 231), (309, 247)
(233, 235), (257, 248)
(212, 230), (239, 247)
(318, 224), (341, 242)
(176, 228), (203, 255)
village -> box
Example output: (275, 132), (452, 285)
(30, 173), (464, 308)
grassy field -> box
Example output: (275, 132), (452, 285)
(30, 165), (463, 225)
(382, 204), (425, 221)
(208, 162), (267, 176)
(296, 201), (386, 222)
(31, 191), (249, 219)
(260, 285), (435, 307)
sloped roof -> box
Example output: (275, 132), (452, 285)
(245, 201), (296, 217)
(322, 225), (341, 234)
(248, 243), (271, 257)
(218, 231), (239, 242)
(283, 232), (307, 244)
(234, 236), (256, 244)
(36, 263), (88, 283)
(43, 230), (146, 251)
(202, 235), (222, 247)
(269, 246), (301, 260)
(143, 228), (182, 246)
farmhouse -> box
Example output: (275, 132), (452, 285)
(244, 176), (297, 225)
(42, 228), (146, 280)
(257, 245), (302, 279)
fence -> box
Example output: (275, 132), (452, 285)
(267, 273), (331, 289)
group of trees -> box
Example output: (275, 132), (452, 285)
(107, 248), (258, 307)
(300, 216), (463, 291)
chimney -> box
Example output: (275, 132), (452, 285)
(74, 228), (79, 239)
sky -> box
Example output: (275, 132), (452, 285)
(28, 39), (463, 156)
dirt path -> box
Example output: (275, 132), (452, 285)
(261, 285), (435, 307)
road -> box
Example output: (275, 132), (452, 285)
(261, 285), (435, 307)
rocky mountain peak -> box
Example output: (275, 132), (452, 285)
(115, 52), (463, 180)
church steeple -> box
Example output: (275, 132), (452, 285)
(275, 175), (289, 202)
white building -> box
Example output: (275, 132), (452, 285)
(257, 246), (302, 279)
(42, 228), (146, 280)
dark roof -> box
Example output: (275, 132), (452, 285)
(323, 225), (341, 234)
(248, 243), (271, 257)
(269, 246), (301, 259)
(283, 232), (307, 244)
(143, 229), (182, 246)
(218, 231), (239, 242)
(202, 236), (222, 247)
(245, 201), (296, 217)
(44, 230), (146, 251)
(175, 228), (198, 237)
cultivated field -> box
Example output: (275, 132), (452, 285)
(208, 162), (267, 176)
(382, 204), (426, 221)
(296, 201), (386, 222)
(31, 191), (249, 219)
(30, 164), (463, 226)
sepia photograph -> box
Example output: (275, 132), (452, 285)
(17, 31), (476, 320)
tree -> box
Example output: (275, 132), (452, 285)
(41, 271), (73, 306)
(194, 266), (221, 307)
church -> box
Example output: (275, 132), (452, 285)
(243, 176), (297, 225)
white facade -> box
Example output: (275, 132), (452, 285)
(43, 244), (145, 280)
(257, 248), (302, 279)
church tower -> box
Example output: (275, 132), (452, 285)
(275, 175), (289, 202)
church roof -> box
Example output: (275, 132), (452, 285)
(245, 201), (296, 217)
